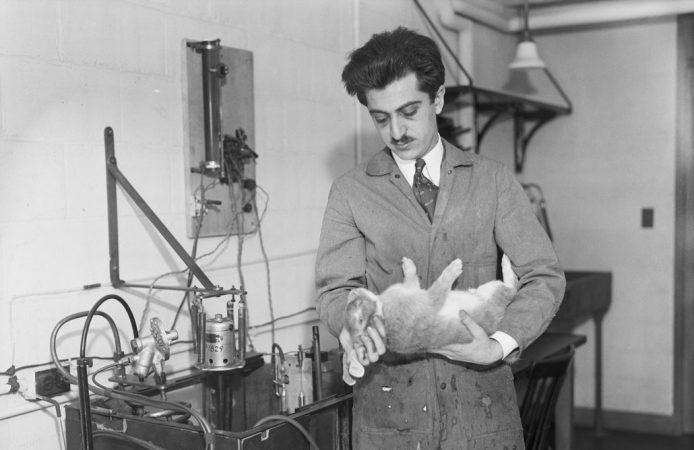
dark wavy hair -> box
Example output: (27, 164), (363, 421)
(341, 27), (445, 106)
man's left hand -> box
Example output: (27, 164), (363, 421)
(430, 311), (504, 365)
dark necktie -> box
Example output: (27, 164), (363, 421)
(413, 158), (438, 222)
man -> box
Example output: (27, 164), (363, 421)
(315, 27), (565, 449)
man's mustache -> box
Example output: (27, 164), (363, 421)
(391, 136), (414, 146)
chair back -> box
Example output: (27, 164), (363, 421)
(520, 347), (575, 450)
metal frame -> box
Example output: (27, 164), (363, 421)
(104, 126), (234, 294)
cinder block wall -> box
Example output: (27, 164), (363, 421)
(0, 0), (451, 448)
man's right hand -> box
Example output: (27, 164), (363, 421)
(339, 316), (387, 384)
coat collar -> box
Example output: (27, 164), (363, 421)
(365, 138), (476, 176)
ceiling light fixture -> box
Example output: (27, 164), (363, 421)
(508, 0), (572, 112)
(509, 0), (545, 69)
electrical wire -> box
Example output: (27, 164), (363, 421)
(140, 269), (188, 335)
(251, 186), (276, 347)
(225, 158), (247, 291)
(248, 307), (317, 331)
(136, 166), (215, 334)
(171, 171), (209, 330)
(253, 414), (320, 450)
(1, 355), (130, 379)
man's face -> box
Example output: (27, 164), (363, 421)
(364, 72), (444, 160)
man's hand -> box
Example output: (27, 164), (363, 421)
(339, 316), (387, 385)
(430, 311), (503, 365)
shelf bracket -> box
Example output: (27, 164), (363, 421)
(513, 112), (554, 173)
(477, 110), (506, 153)
(105, 126), (219, 292)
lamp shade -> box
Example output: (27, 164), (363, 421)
(509, 40), (546, 70)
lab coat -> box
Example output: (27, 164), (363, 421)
(315, 140), (565, 449)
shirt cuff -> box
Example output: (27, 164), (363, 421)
(490, 331), (519, 359)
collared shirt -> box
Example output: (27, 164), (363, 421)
(392, 134), (444, 187)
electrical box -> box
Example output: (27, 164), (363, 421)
(36, 366), (71, 397)
(183, 40), (257, 238)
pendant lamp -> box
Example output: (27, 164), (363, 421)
(509, 0), (546, 70)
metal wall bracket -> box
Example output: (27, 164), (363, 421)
(444, 83), (570, 172)
(105, 126), (223, 293)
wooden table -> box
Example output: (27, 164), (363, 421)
(513, 332), (587, 450)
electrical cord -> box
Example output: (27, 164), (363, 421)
(251, 188), (276, 346)
(166, 171), (209, 330)
(253, 414), (320, 450)
(1, 355), (127, 380)
(248, 307), (317, 331)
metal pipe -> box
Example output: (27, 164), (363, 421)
(311, 326), (323, 402)
(187, 40), (226, 176)
(197, 309), (207, 367)
(237, 294), (247, 361)
(76, 358), (94, 450)
(448, 0), (694, 33)
(105, 127), (121, 287)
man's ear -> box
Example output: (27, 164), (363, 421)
(434, 85), (445, 114)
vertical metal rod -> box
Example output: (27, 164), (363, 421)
(105, 127), (122, 286)
(237, 295), (247, 361)
(197, 310), (207, 367)
(77, 359), (94, 450)
(312, 326), (323, 402)
(514, 112), (525, 173)
(216, 373), (224, 429)
(594, 313), (605, 436)
(200, 42), (222, 165)
(188, 39), (225, 178)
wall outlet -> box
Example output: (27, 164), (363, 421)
(35, 366), (70, 397)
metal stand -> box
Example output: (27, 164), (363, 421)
(76, 358), (94, 450)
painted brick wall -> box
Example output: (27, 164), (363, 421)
(0, 0), (448, 448)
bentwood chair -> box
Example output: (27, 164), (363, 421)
(519, 347), (575, 450)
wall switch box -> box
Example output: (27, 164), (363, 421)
(35, 366), (70, 397)
(641, 207), (654, 228)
